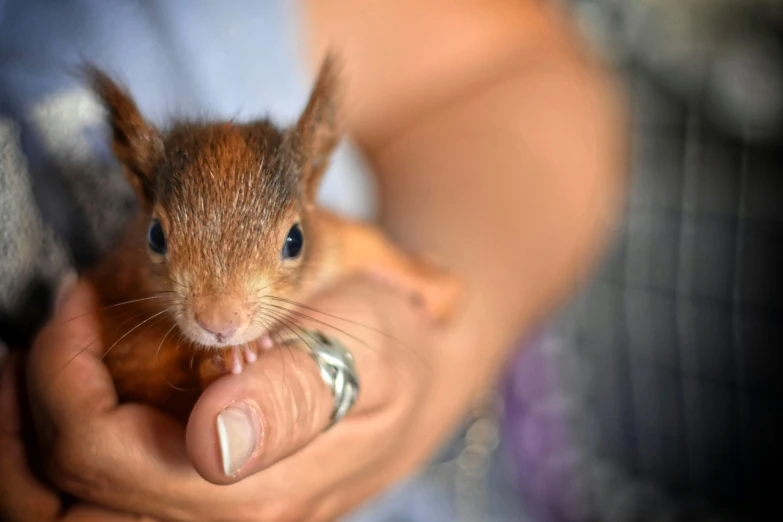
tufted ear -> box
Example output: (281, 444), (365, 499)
(84, 65), (163, 207)
(290, 53), (343, 204)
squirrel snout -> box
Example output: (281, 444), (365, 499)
(193, 301), (247, 343)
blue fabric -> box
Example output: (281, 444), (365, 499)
(0, 0), (308, 125)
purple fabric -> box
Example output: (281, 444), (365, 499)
(500, 332), (630, 522)
(499, 333), (709, 522)
(501, 333), (578, 522)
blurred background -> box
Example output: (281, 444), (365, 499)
(1, 1), (781, 521)
(523, 2), (783, 520)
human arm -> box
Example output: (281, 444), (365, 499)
(305, 0), (628, 437)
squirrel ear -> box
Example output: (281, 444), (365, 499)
(291, 52), (342, 203)
(84, 65), (163, 206)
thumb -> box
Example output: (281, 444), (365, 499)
(185, 340), (336, 484)
(185, 277), (396, 486)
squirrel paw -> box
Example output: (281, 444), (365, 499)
(228, 343), (265, 374)
(412, 274), (461, 323)
(406, 257), (462, 324)
(366, 259), (461, 324)
(197, 340), (265, 390)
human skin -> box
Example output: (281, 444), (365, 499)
(0, 1), (626, 521)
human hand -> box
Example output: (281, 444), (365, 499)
(24, 276), (475, 521)
(0, 347), (161, 522)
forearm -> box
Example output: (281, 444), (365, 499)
(370, 44), (628, 393)
(300, 0), (628, 482)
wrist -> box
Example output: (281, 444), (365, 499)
(393, 291), (521, 460)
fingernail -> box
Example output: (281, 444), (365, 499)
(216, 400), (260, 476)
(54, 270), (78, 313)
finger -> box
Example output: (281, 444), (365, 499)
(26, 279), (119, 434)
(1, 355), (157, 522)
(64, 504), (161, 522)
(186, 278), (400, 485)
(187, 346), (332, 484)
(0, 352), (62, 521)
(61, 504), (164, 522)
(23, 280), (205, 518)
(20, 280), (263, 521)
(0, 350), (20, 437)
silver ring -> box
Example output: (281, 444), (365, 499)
(298, 329), (360, 430)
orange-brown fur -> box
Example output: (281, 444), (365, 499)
(83, 55), (460, 422)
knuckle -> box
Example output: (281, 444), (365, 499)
(277, 355), (324, 422)
(46, 433), (100, 499)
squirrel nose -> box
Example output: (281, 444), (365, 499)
(194, 302), (244, 342)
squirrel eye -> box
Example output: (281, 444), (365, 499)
(282, 223), (304, 259)
(148, 219), (167, 255)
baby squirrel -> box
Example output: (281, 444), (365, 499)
(83, 55), (460, 421)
